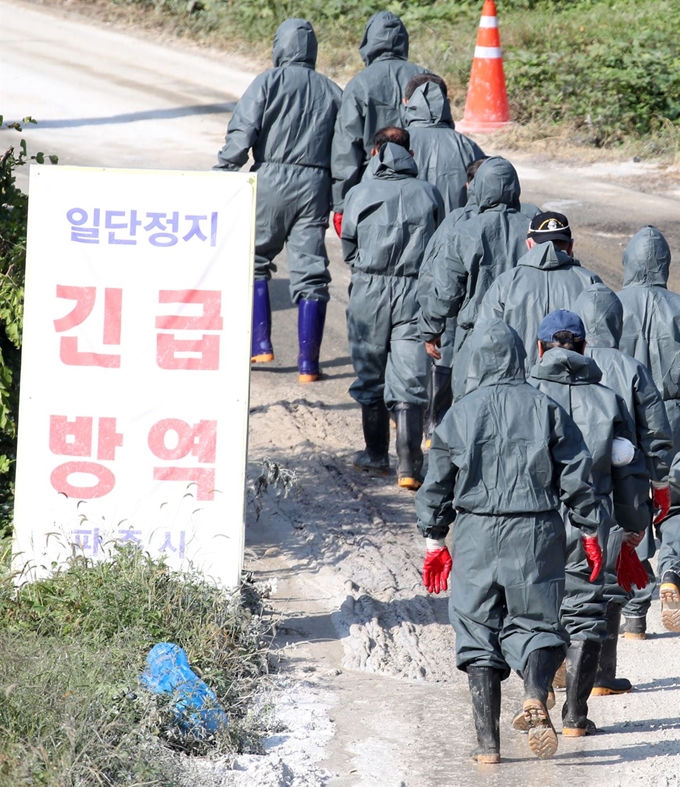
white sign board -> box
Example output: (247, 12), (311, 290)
(13, 166), (256, 587)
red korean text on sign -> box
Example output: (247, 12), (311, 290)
(49, 415), (123, 499)
(156, 290), (222, 371)
(148, 419), (217, 501)
(54, 286), (122, 367)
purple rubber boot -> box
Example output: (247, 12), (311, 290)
(251, 280), (273, 362)
(297, 299), (327, 382)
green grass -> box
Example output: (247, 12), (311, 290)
(79, 0), (680, 157)
(0, 543), (271, 786)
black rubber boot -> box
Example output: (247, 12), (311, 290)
(592, 602), (632, 696)
(620, 615), (647, 640)
(395, 403), (424, 490)
(468, 666), (502, 764)
(562, 640), (601, 736)
(353, 402), (390, 477)
(522, 647), (562, 759)
(660, 570), (680, 632)
(425, 364), (452, 448)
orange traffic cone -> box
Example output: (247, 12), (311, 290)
(457, 0), (511, 133)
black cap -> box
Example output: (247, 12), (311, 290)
(528, 211), (572, 243)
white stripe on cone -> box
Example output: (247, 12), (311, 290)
(474, 45), (503, 59)
(479, 15), (499, 28)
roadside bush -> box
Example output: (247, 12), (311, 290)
(106, 0), (679, 148)
(0, 119), (57, 536)
(0, 543), (271, 786)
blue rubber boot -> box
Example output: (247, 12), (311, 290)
(297, 299), (327, 383)
(251, 280), (274, 363)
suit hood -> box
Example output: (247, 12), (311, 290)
(273, 18), (317, 68)
(366, 142), (418, 179)
(519, 241), (579, 271)
(359, 11), (409, 65)
(622, 225), (671, 287)
(403, 81), (453, 127)
(465, 319), (527, 393)
(473, 156), (521, 211)
(532, 347), (602, 385)
(574, 283), (622, 349)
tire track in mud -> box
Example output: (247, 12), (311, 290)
(248, 395), (458, 683)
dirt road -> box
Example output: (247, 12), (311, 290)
(2, 2), (680, 784)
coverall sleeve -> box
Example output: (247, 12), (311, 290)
(339, 189), (360, 265)
(611, 395), (653, 533)
(417, 233), (468, 342)
(548, 401), (608, 535)
(415, 419), (459, 539)
(331, 88), (367, 211)
(633, 363), (673, 482)
(213, 74), (268, 171)
(477, 277), (505, 325)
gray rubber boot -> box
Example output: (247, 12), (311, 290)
(468, 666), (502, 765)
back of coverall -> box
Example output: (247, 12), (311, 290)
(214, 19), (341, 304)
(342, 142), (444, 409)
(416, 319), (609, 675)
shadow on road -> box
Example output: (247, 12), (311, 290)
(12, 102), (236, 129)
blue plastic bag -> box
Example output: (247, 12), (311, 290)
(140, 642), (228, 736)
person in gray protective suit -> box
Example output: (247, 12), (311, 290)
(417, 156), (531, 402)
(478, 211), (602, 373)
(616, 226), (680, 631)
(529, 310), (649, 738)
(416, 318), (610, 763)
(575, 283), (673, 662)
(403, 76), (484, 214)
(214, 18), (341, 383)
(655, 451), (680, 632)
(341, 130), (444, 490)
(417, 160), (540, 443)
(330, 11), (428, 229)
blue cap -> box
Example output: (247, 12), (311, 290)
(538, 309), (585, 342)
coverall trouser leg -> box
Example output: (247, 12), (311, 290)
(253, 163), (331, 303)
(449, 512), (568, 676)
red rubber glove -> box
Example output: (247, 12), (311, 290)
(333, 212), (343, 238)
(582, 535), (603, 582)
(652, 481), (671, 525)
(423, 541), (452, 594)
(616, 541), (649, 593)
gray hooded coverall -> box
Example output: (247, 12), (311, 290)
(617, 226), (680, 453)
(342, 142), (444, 409)
(417, 157), (531, 400)
(331, 11), (428, 211)
(214, 19), (341, 304)
(478, 241), (602, 372)
(416, 319), (609, 674)
(403, 81), (484, 214)
(576, 283), (673, 610)
(530, 349), (648, 641)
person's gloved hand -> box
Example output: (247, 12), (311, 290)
(582, 534), (603, 582)
(652, 480), (671, 525)
(425, 338), (442, 361)
(333, 212), (343, 238)
(423, 538), (452, 594)
(616, 541), (649, 593)
(623, 529), (645, 548)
